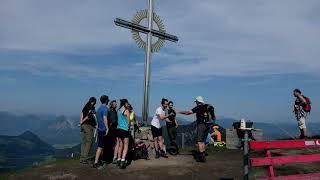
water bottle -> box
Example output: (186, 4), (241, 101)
(240, 118), (246, 129)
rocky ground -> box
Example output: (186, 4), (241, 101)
(4, 150), (243, 180)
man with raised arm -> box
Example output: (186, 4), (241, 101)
(177, 96), (216, 162)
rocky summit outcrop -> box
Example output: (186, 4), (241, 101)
(134, 126), (156, 154)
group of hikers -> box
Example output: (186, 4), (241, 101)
(78, 88), (312, 169)
(79, 95), (216, 169)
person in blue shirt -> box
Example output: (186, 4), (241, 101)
(93, 95), (109, 169)
(114, 99), (131, 169)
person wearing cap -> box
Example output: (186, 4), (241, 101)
(80, 97), (97, 164)
(93, 95), (110, 169)
(177, 96), (216, 162)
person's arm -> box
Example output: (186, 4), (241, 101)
(134, 114), (139, 126)
(103, 110), (109, 135)
(80, 112), (84, 124)
(125, 110), (131, 128)
(80, 112), (89, 125)
(175, 118), (178, 128)
(210, 137), (215, 144)
(298, 95), (307, 105)
(177, 109), (193, 115)
(158, 110), (173, 120)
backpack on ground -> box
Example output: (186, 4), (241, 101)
(303, 96), (312, 113)
(134, 142), (149, 160)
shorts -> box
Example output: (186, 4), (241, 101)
(117, 129), (129, 140)
(97, 130), (106, 148)
(297, 117), (307, 129)
(196, 123), (210, 143)
(151, 125), (162, 138)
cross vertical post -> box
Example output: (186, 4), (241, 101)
(142, 0), (154, 125)
(114, 0), (178, 126)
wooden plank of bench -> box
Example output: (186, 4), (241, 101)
(249, 140), (320, 150)
(250, 154), (320, 166)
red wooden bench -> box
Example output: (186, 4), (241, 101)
(249, 139), (320, 180)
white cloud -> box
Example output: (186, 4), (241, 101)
(0, 58), (143, 81)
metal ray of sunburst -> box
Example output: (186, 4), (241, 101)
(131, 9), (166, 52)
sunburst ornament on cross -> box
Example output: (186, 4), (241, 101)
(114, 0), (178, 125)
(131, 10), (166, 53)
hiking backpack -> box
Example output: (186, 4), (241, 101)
(134, 142), (149, 160)
(303, 96), (312, 113)
(202, 104), (216, 124)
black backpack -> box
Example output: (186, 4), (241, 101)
(108, 109), (118, 129)
(134, 142), (149, 160)
(199, 104), (216, 124)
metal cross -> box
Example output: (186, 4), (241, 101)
(114, 0), (178, 125)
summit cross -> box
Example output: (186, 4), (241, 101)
(114, 0), (178, 124)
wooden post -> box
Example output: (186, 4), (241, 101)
(243, 130), (249, 180)
(266, 149), (275, 178)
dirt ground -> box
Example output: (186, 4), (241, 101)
(5, 150), (243, 180)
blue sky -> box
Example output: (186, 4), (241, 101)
(1, 0), (320, 123)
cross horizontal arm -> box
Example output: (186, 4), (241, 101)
(114, 18), (178, 42)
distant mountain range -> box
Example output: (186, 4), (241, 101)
(0, 131), (55, 172)
(0, 111), (192, 145)
(0, 111), (319, 145)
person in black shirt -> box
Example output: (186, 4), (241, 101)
(177, 96), (216, 162)
(103, 100), (118, 164)
(166, 101), (179, 155)
(80, 97), (97, 164)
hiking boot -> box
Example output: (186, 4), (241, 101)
(160, 150), (168, 158)
(112, 159), (118, 164)
(155, 151), (160, 159)
(80, 160), (89, 165)
(196, 153), (206, 163)
(125, 159), (131, 166)
(196, 155), (206, 163)
(117, 160), (121, 166)
(119, 160), (126, 169)
(93, 163), (100, 169)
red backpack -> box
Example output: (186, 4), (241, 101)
(303, 96), (312, 113)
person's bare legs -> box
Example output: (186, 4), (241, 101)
(94, 147), (103, 164)
(304, 128), (307, 137)
(154, 137), (159, 151)
(196, 141), (206, 162)
(113, 138), (120, 161)
(158, 136), (164, 151)
(121, 138), (129, 160)
(117, 139), (123, 161)
(198, 142), (205, 153)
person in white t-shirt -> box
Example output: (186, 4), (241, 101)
(151, 98), (174, 158)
